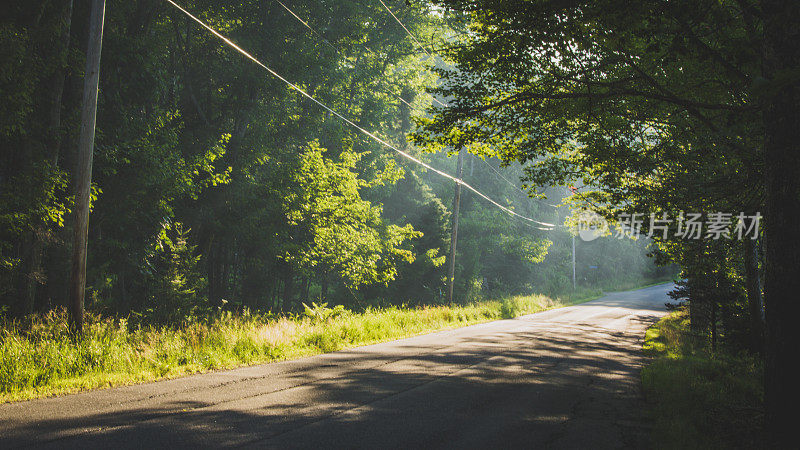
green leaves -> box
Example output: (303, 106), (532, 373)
(282, 141), (421, 289)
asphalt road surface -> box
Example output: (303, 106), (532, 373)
(0, 283), (672, 449)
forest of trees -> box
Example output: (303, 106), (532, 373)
(0, 0), (669, 328)
(416, 0), (797, 445)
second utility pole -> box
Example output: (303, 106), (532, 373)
(572, 234), (576, 290)
(446, 148), (464, 303)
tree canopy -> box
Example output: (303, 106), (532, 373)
(417, 0), (798, 444)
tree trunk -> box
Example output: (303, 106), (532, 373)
(206, 237), (221, 305)
(321, 274), (329, 303)
(688, 281), (701, 334)
(48, 0), (74, 166)
(710, 298), (717, 354)
(14, 233), (40, 317)
(762, 1), (800, 445)
(282, 267), (294, 309)
(743, 239), (764, 354)
(207, 241), (229, 307)
(219, 247), (230, 303)
(21, 0), (75, 316)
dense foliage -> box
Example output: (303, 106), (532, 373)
(0, 0), (668, 325)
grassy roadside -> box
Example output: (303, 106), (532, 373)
(0, 276), (667, 404)
(1, 290), (603, 404)
(641, 309), (764, 449)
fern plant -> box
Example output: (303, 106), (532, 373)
(302, 302), (346, 323)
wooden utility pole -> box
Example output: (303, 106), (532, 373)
(572, 234), (576, 290)
(68, 0), (106, 333)
(568, 185), (577, 291)
(446, 148), (465, 303)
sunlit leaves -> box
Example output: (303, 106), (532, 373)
(282, 141), (421, 289)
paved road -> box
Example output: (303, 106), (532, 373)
(0, 283), (672, 449)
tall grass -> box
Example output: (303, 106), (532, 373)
(641, 309), (764, 449)
(1, 293), (576, 403)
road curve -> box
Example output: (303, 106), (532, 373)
(0, 283), (672, 449)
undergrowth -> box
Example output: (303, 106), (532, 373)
(0, 292), (585, 403)
(641, 309), (764, 449)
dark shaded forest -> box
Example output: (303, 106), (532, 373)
(417, 0), (798, 445)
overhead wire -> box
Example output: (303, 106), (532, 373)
(164, 0), (555, 230)
(272, 0), (414, 109)
(377, 0), (447, 108)
(374, 1), (561, 211)
(274, 0), (341, 55)
(274, 0), (518, 221)
(276, 0), (538, 209)
(475, 157), (560, 209)
(378, 0), (433, 59)
(273, 0), (380, 57)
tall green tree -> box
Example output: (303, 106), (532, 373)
(417, 0), (796, 443)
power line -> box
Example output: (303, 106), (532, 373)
(272, 0), (414, 109)
(275, 0), (556, 218)
(270, 0), (467, 192)
(378, 0), (433, 59)
(373, 3), (560, 212)
(273, 0), (380, 57)
(274, 0), (490, 201)
(377, 0), (447, 108)
(274, 0), (341, 55)
(477, 157), (520, 191)
(277, 0), (559, 227)
(164, 0), (555, 230)
(474, 157), (560, 209)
